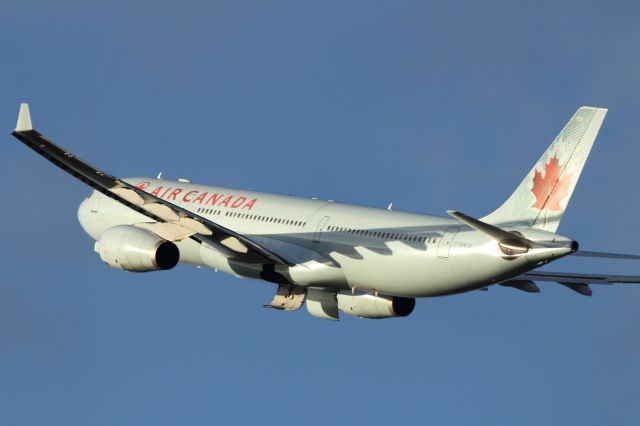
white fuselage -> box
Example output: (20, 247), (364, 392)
(77, 178), (574, 297)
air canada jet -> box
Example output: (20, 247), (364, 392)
(11, 104), (640, 320)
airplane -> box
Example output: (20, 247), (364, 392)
(11, 103), (640, 320)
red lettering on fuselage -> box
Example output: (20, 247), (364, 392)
(242, 199), (257, 210)
(144, 183), (258, 210)
(231, 197), (246, 208)
(194, 192), (208, 204)
(218, 195), (233, 207)
(183, 190), (198, 202)
(206, 193), (224, 206)
(161, 187), (173, 198)
(167, 188), (183, 200)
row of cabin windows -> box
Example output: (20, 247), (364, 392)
(196, 207), (306, 227)
(197, 208), (223, 216)
(326, 225), (436, 243)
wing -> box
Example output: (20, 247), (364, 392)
(571, 250), (640, 261)
(506, 271), (640, 296)
(11, 103), (292, 266)
(499, 247), (640, 296)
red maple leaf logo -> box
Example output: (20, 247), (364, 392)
(531, 154), (572, 212)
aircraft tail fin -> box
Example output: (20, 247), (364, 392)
(481, 106), (607, 232)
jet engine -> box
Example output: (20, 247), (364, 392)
(95, 225), (180, 272)
(336, 293), (415, 319)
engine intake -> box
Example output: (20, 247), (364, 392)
(95, 225), (179, 272)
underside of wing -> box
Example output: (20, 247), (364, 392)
(571, 250), (640, 261)
(521, 271), (640, 285)
(11, 104), (292, 266)
(506, 271), (640, 296)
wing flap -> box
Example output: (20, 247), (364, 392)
(110, 186), (146, 206)
(135, 222), (196, 241)
(179, 217), (213, 235)
(144, 203), (180, 222)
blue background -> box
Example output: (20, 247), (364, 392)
(2, 1), (640, 424)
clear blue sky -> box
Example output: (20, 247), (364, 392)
(2, 1), (640, 425)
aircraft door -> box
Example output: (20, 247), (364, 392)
(313, 216), (330, 243)
(437, 226), (459, 258)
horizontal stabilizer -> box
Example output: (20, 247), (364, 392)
(447, 210), (540, 248)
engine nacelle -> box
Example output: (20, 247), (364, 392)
(337, 293), (415, 319)
(95, 225), (179, 272)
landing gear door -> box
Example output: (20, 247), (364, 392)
(313, 216), (330, 243)
(437, 226), (459, 259)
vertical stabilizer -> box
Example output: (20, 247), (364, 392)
(482, 107), (607, 232)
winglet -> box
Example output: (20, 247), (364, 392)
(15, 103), (32, 132)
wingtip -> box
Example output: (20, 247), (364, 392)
(15, 103), (32, 132)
